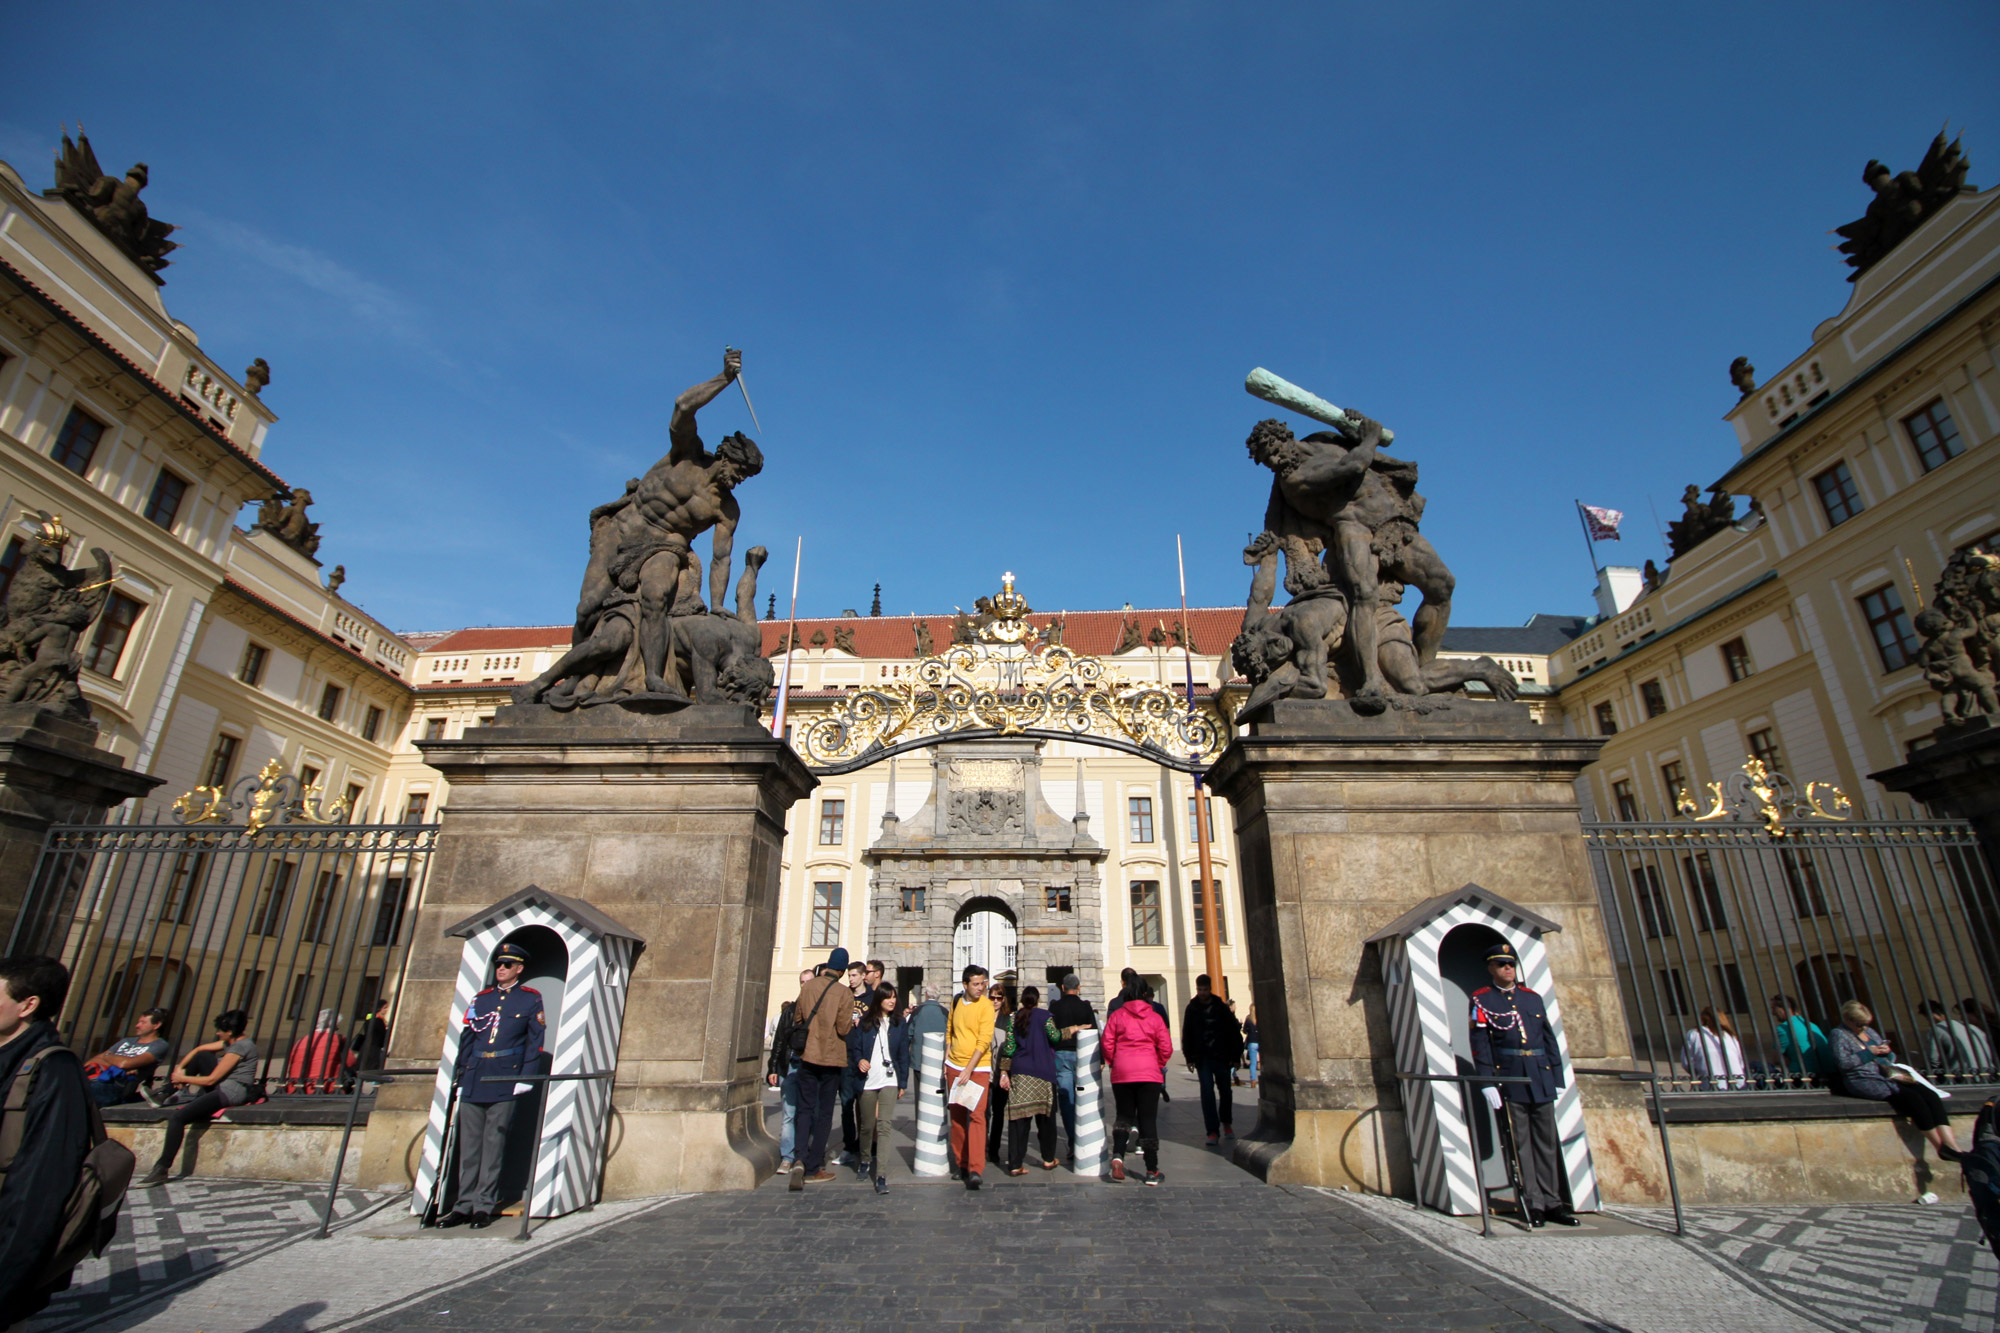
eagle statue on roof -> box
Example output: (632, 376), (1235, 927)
(51, 127), (179, 279)
(1834, 129), (1972, 280)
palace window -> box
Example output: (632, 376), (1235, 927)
(302, 870), (341, 943)
(1045, 885), (1071, 913)
(1128, 797), (1154, 844)
(1129, 881), (1163, 947)
(819, 799), (845, 845)
(1812, 462), (1864, 527)
(286, 974), (316, 1021)
(1192, 880), (1228, 946)
(1187, 795), (1214, 843)
(1612, 779), (1639, 822)
(299, 764), (321, 792)
(1904, 398), (1964, 472)
(1640, 679), (1668, 719)
(1683, 852), (1726, 932)
(362, 706), (384, 742)
(1632, 863), (1672, 939)
(163, 850), (209, 926)
(1660, 760), (1687, 812)
(810, 882), (842, 946)
(204, 732), (241, 789)
(345, 782), (366, 821)
(143, 468), (188, 530)
(318, 683), (344, 722)
(51, 406), (105, 475)
(1594, 701), (1618, 736)
(423, 717), (447, 741)
(372, 876), (411, 945)
(900, 887), (927, 913)
(238, 641), (268, 687)
(1781, 849), (1829, 917)
(1858, 586), (1919, 671)
(84, 593), (144, 676)
(1747, 727), (1782, 774)
(252, 860), (297, 936)
(402, 792), (429, 824)
(1657, 968), (1692, 1016)
(1720, 638), (1754, 683)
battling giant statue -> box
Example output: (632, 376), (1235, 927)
(0, 515), (118, 724)
(515, 349), (773, 711)
(1230, 369), (1517, 720)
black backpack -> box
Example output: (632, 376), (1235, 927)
(0, 1046), (137, 1299)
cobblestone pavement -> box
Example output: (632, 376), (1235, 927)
(1658, 1203), (2000, 1333)
(25, 1073), (2000, 1332)
(24, 1179), (396, 1333)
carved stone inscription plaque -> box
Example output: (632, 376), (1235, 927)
(952, 760), (1019, 789)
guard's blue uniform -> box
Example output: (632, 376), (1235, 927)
(1469, 978), (1569, 1219)
(453, 983), (546, 1103)
(1468, 984), (1562, 1105)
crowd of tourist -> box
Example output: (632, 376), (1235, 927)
(765, 952), (1259, 1190)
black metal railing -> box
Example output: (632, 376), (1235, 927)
(1587, 816), (2000, 1093)
(10, 819), (438, 1096)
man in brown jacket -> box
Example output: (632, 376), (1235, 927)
(790, 947), (856, 1188)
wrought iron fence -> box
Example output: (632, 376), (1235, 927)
(1587, 766), (2000, 1094)
(8, 767), (437, 1096)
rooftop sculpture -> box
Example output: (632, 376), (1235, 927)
(1229, 368), (1517, 720)
(51, 129), (178, 279)
(1834, 130), (1973, 280)
(255, 488), (322, 559)
(514, 349), (771, 711)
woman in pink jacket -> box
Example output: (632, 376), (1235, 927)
(1100, 983), (1173, 1185)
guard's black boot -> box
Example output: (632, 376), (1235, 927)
(1527, 1210), (1547, 1229)
(1545, 1207), (1581, 1227)
(469, 1212), (494, 1230)
(438, 1211), (472, 1229)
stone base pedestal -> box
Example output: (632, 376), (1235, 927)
(0, 704), (162, 951)
(358, 703), (814, 1198)
(1874, 718), (2000, 870)
(1206, 698), (1645, 1196)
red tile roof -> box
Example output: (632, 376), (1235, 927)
(419, 625), (570, 653)
(758, 607), (1248, 659)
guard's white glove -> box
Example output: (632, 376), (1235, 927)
(1483, 1086), (1502, 1111)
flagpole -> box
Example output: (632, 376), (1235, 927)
(1177, 535), (1225, 999)
(772, 536), (802, 740)
(1573, 500), (1601, 581)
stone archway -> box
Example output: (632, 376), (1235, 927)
(953, 896), (1018, 978)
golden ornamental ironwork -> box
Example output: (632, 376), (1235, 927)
(1673, 756), (1850, 836)
(792, 575), (1226, 772)
(171, 758), (353, 834)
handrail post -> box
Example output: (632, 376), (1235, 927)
(315, 1068), (377, 1239)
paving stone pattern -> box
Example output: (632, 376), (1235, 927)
(1670, 1204), (2000, 1333)
(26, 1179), (394, 1332)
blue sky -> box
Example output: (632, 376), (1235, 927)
(6, 5), (1997, 635)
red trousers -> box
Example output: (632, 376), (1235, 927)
(946, 1067), (992, 1176)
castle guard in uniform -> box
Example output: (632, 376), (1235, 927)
(443, 942), (546, 1229)
(1469, 942), (1578, 1227)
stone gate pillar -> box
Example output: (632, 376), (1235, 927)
(360, 702), (814, 1197)
(1207, 698), (1657, 1200)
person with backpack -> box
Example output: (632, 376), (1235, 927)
(1181, 974), (1243, 1144)
(0, 955), (120, 1329)
(789, 949), (857, 1188)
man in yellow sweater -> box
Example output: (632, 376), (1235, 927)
(945, 964), (995, 1189)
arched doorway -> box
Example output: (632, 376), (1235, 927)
(953, 897), (1017, 978)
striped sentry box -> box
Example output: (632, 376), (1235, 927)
(1382, 894), (1600, 1216)
(412, 895), (637, 1220)
(912, 1031), (949, 1177)
(1071, 1029), (1105, 1177)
